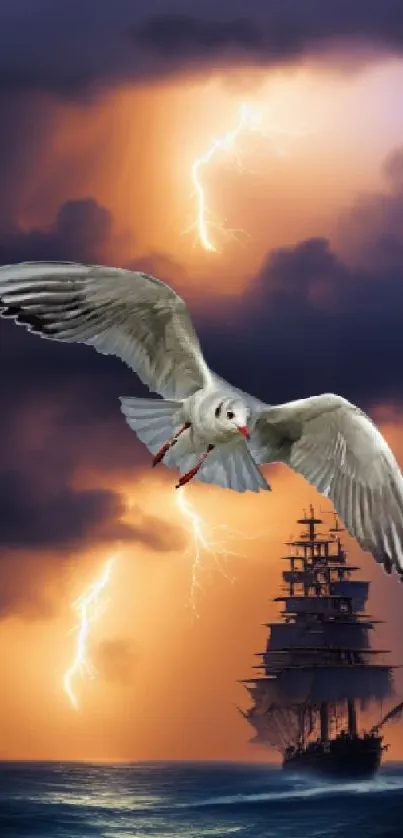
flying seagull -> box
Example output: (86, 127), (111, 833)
(0, 260), (402, 578)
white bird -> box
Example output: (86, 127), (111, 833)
(0, 260), (403, 578)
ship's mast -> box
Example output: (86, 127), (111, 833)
(296, 508), (333, 741)
(279, 506), (375, 738)
(347, 699), (357, 737)
(320, 703), (329, 742)
(302, 509), (356, 738)
(241, 505), (395, 753)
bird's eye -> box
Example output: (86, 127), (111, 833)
(227, 410), (234, 420)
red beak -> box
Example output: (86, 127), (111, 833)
(237, 425), (250, 440)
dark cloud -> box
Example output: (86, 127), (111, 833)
(0, 198), (112, 265)
(201, 235), (403, 409)
(0, 471), (126, 549)
(94, 638), (139, 686)
(1, 2), (403, 98)
(0, 466), (184, 553)
(138, 15), (262, 58)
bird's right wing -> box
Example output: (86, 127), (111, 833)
(0, 261), (213, 400)
(251, 393), (403, 577)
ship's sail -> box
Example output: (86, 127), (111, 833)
(247, 667), (392, 705)
(241, 507), (399, 755)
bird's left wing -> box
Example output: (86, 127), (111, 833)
(250, 393), (403, 576)
(0, 261), (213, 399)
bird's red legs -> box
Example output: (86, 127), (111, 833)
(152, 423), (191, 467)
(176, 444), (215, 489)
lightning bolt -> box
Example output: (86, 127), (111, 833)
(189, 102), (313, 253)
(176, 489), (244, 617)
(63, 557), (115, 710)
(191, 103), (262, 253)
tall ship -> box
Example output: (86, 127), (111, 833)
(241, 507), (403, 778)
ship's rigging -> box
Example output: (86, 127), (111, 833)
(240, 508), (401, 763)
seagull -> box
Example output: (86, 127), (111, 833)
(0, 260), (403, 578)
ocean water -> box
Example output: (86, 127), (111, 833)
(1, 761), (403, 838)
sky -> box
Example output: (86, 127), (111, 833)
(2, 1), (403, 762)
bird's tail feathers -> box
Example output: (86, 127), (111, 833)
(197, 442), (271, 493)
(119, 396), (183, 455)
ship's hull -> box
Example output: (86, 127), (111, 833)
(282, 736), (383, 779)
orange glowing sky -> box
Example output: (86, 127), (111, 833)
(2, 426), (403, 763)
(18, 59), (403, 290)
(2, 56), (403, 763)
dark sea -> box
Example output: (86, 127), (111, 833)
(1, 761), (403, 838)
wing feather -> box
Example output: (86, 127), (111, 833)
(0, 261), (212, 399)
(196, 442), (271, 493)
(252, 393), (403, 577)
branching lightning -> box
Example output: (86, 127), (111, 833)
(63, 557), (115, 710)
(176, 489), (255, 617)
(189, 102), (311, 253)
(191, 104), (262, 253)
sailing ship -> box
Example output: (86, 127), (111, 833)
(240, 507), (403, 778)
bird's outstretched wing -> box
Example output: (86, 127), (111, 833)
(251, 393), (403, 576)
(0, 261), (212, 399)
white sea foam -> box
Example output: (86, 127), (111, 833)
(177, 772), (403, 809)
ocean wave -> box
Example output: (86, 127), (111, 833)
(175, 771), (403, 810)
(2, 764), (403, 838)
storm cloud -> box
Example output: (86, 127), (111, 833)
(1, 2), (403, 97)
(213, 237), (403, 408)
(0, 468), (184, 553)
(0, 198), (113, 266)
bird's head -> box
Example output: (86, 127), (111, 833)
(213, 397), (250, 440)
